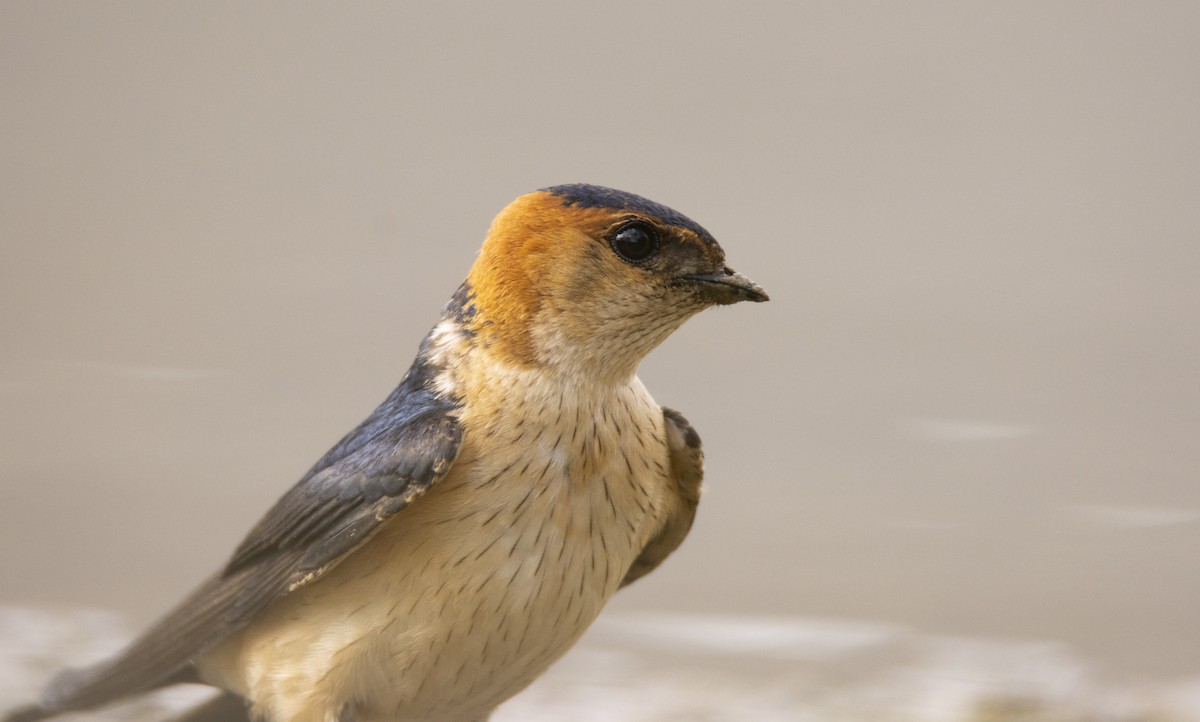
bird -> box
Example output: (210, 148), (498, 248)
(6, 183), (768, 722)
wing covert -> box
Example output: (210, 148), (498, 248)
(227, 404), (460, 586)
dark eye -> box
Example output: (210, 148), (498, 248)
(610, 223), (659, 263)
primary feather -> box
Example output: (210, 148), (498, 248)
(31, 352), (463, 717)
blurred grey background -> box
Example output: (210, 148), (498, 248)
(2, 1), (1198, 717)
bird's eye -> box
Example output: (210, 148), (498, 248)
(610, 223), (659, 264)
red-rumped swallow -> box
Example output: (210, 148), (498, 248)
(8, 184), (767, 722)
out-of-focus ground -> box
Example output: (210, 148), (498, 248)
(3, 2), (1199, 718)
(3, 608), (1199, 721)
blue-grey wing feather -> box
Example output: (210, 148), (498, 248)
(22, 356), (462, 720)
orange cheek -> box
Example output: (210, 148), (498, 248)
(461, 192), (644, 369)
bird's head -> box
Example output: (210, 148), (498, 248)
(460, 184), (768, 381)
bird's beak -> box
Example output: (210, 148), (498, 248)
(682, 267), (770, 305)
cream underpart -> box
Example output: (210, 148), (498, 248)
(197, 319), (674, 722)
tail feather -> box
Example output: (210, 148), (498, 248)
(4, 691), (250, 722)
(38, 574), (236, 713)
(2, 705), (56, 722)
(2, 568), (256, 722)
